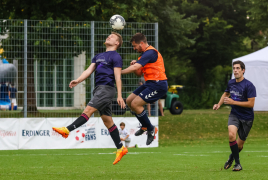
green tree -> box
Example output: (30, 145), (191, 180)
(248, 0), (268, 31)
(178, 0), (251, 91)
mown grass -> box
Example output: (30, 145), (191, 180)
(0, 109), (268, 180)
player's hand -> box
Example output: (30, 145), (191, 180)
(224, 97), (234, 105)
(69, 80), (79, 89)
(213, 104), (220, 110)
(120, 137), (124, 141)
(117, 97), (126, 109)
(130, 60), (137, 65)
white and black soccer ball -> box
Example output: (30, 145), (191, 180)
(109, 15), (126, 30)
(75, 129), (86, 143)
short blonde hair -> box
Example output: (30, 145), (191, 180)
(112, 32), (123, 49)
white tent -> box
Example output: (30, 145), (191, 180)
(232, 46), (268, 111)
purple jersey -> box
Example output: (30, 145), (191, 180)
(92, 51), (123, 87)
(225, 78), (256, 121)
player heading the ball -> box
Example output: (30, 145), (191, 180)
(52, 32), (128, 165)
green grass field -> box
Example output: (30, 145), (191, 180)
(1, 109), (268, 180)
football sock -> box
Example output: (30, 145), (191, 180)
(67, 113), (89, 132)
(109, 124), (123, 149)
(135, 113), (146, 127)
(229, 146), (243, 160)
(136, 110), (154, 131)
(229, 141), (240, 164)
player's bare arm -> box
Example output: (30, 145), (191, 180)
(130, 60), (143, 76)
(114, 67), (126, 109)
(69, 63), (96, 89)
(121, 63), (142, 75)
(213, 92), (230, 110)
(224, 97), (255, 108)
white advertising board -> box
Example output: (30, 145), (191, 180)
(0, 117), (158, 150)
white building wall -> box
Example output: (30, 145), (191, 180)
(73, 51), (86, 109)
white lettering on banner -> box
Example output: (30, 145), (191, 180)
(0, 130), (16, 137)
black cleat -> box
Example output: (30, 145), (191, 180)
(146, 126), (158, 145)
(232, 164), (242, 171)
(135, 127), (147, 136)
(224, 157), (234, 169)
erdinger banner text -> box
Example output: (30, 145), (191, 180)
(0, 117), (158, 150)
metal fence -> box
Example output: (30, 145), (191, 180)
(0, 19), (158, 118)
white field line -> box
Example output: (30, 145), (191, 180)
(174, 154), (209, 156)
(0, 152), (161, 156)
(182, 151), (268, 154)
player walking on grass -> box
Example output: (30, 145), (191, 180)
(213, 60), (256, 171)
(122, 33), (168, 145)
(52, 32), (128, 165)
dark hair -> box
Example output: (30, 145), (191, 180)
(111, 32), (123, 49)
(130, 33), (147, 44)
(120, 122), (125, 126)
(233, 60), (245, 71)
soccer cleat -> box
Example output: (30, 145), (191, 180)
(232, 163), (242, 171)
(52, 127), (70, 138)
(224, 156), (234, 169)
(146, 126), (158, 145)
(113, 146), (128, 165)
(135, 127), (147, 136)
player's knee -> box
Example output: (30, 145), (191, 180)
(130, 101), (138, 110)
(126, 98), (132, 107)
(83, 106), (95, 117)
(228, 132), (236, 141)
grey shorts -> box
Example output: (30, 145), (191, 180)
(88, 85), (116, 116)
(228, 114), (253, 141)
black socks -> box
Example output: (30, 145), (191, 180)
(135, 110), (154, 131)
(109, 124), (123, 149)
(229, 141), (240, 164)
(67, 113), (89, 132)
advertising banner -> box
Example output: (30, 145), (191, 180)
(0, 118), (19, 150)
(0, 117), (158, 150)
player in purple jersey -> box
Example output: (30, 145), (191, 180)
(213, 60), (256, 171)
(52, 32), (128, 165)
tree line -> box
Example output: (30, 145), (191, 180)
(0, 0), (267, 109)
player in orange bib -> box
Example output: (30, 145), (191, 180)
(122, 33), (168, 145)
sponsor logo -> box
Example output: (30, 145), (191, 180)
(129, 129), (136, 135)
(0, 130), (16, 137)
(85, 128), (96, 141)
(101, 129), (110, 136)
(22, 130), (50, 137)
(145, 90), (158, 99)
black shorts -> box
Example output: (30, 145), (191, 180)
(228, 114), (253, 141)
(88, 85), (116, 116)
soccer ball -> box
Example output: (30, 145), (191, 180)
(75, 129), (86, 143)
(109, 15), (126, 30)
